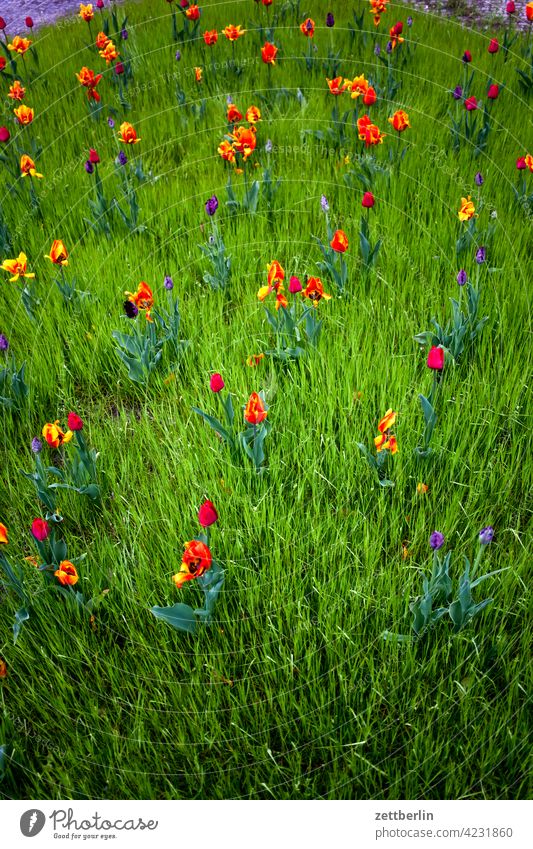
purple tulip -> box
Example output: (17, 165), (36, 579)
(429, 531), (445, 550)
(475, 246), (486, 264)
(374, 44), (381, 56)
(107, 117), (115, 128)
(117, 151), (128, 166)
(407, 16), (413, 27)
(85, 160), (94, 174)
(326, 13), (335, 27)
(205, 195), (219, 216)
(479, 526), (494, 545)
(457, 269), (468, 286)
(175, 50), (181, 61)
(386, 40), (393, 54)
(121, 28), (128, 40)
(123, 300), (138, 318)
(475, 172), (484, 186)
(453, 85), (463, 100)
(0, 333), (8, 351)
(164, 275), (174, 290)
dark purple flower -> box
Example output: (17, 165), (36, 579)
(429, 531), (445, 550)
(164, 275), (174, 290)
(462, 50), (472, 63)
(479, 526), (494, 545)
(475, 246), (486, 264)
(452, 85), (463, 100)
(457, 269), (468, 286)
(407, 16), (413, 26)
(107, 117), (115, 128)
(374, 43), (381, 56)
(0, 333), (8, 351)
(475, 172), (484, 186)
(123, 300), (138, 318)
(175, 50), (181, 61)
(205, 195), (219, 216)
(116, 151), (128, 166)
(326, 12), (335, 27)
(386, 40), (393, 54)
(121, 28), (128, 39)
(320, 194), (329, 212)
(31, 437), (42, 453)
(85, 160), (94, 174)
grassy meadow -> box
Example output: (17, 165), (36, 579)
(0, 0), (531, 800)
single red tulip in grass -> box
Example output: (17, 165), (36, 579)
(210, 373), (224, 393)
(198, 500), (218, 527)
(31, 518), (50, 541)
(89, 148), (100, 164)
(362, 191), (375, 208)
(427, 346), (445, 371)
(67, 412), (84, 431)
(488, 38), (499, 54)
(464, 96), (478, 111)
(487, 84), (499, 100)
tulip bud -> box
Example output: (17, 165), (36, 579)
(210, 373), (224, 393)
(31, 518), (50, 541)
(0, 126), (10, 143)
(289, 276), (302, 294)
(362, 191), (375, 208)
(89, 148), (100, 164)
(198, 500), (218, 527)
(427, 346), (444, 371)
(67, 412), (84, 431)
(25, 16), (34, 28)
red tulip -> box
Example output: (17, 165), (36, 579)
(198, 500), (218, 527)
(25, 16), (34, 28)
(488, 38), (499, 53)
(506, 1), (515, 13)
(362, 191), (375, 208)
(427, 346), (444, 371)
(209, 373), (224, 392)
(67, 412), (84, 431)
(464, 96), (478, 111)
(0, 126), (9, 142)
(462, 50), (472, 63)
(31, 518), (50, 541)
(487, 84), (499, 100)
(289, 276), (302, 294)
(516, 157), (527, 170)
(89, 148), (100, 164)
(115, 62), (125, 75)
(0, 57), (5, 71)
(0, 17), (6, 30)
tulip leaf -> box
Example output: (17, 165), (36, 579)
(151, 603), (197, 634)
(191, 407), (232, 445)
(13, 607), (30, 645)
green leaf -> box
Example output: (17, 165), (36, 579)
(13, 607), (30, 644)
(192, 407), (232, 444)
(151, 603), (197, 634)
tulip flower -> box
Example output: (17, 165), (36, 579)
(25, 16), (34, 28)
(31, 437), (42, 453)
(185, 4), (200, 20)
(462, 50), (472, 63)
(198, 500), (218, 527)
(124, 281), (154, 320)
(7, 36), (32, 55)
(210, 373), (224, 392)
(326, 12), (335, 27)
(464, 96), (478, 111)
(95, 31), (109, 49)
(506, 1), (515, 13)
(300, 18), (315, 37)
(289, 276), (302, 294)
(45, 240), (68, 266)
(347, 75), (369, 98)
(228, 125), (257, 159)
(8, 80), (25, 101)
(302, 277), (331, 304)
(0, 334), (8, 350)
(388, 110), (410, 131)
(227, 104), (243, 123)
(42, 421), (73, 448)
(427, 346), (444, 371)
(362, 191), (375, 208)
(173, 540), (212, 588)
(99, 40), (119, 64)
(203, 30), (218, 45)
(245, 105), (261, 124)
(14, 104), (34, 125)
(55, 560), (79, 586)
(118, 122), (140, 144)
(0, 659), (6, 678)
(79, 4), (95, 22)
(67, 412), (84, 431)
(458, 196), (475, 221)
(488, 38), (499, 54)
(194, 67), (203, 83)
(363, 86), (377, 106)
(327, 77), (348, 95)
(0, 127), (10, 143)
(31, 518), (50, 541)
(429, 531), (445, 550)
(20, 155), (43, 179)
(330, 229), (348, 253)
(417, 483), (429, 495)
(479, 526), (494, 545)
(457, 269), (468, 286)
(487, 84), (499, 100)
(1, 252), (35, 282)
(0, 58), (6, 71)
(205, 195), (218, 216)
(244, 392), (268, 425)
(261, 42), (278, 64)
(527, 3), (533, 23)
(222, 25), (246, 41)
(0, 523), (7, 545)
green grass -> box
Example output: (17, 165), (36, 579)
(0, 0), (531, 800)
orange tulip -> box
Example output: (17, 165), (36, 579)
(1, 252), (35, 282)
(0, 523), (7, 545)
(76, 66), (102, 101)
(244, 392), (268, 425)
(327, 76), (348, 95)
(20, 155), (43, 179)
(458, 196), (476, 222)
(330, 230), (348, 253)
(185, 4), (200, 20)
(525, 153), (533, 172)
(45, 240), (68, 266)
(173, 540), (212, 588)
(14, 104), (34, 125)
(347, 75), (369, 98)
(118, 121), (140, 144)
(99, 40), (119, 64)
(357, 115), (384, 146)
(246, 105), (261, 124)
(363, 86), (377, 106)
(218, 139), (236, 163)
(227, 104), (243, 123)
(377, 409), (396, 434)
(302, 277), (331, 304)
(7, 35), (32, 55)
(79, 4), (94, 22)
(222, 25), (246, 41)
(0, 658), (6, 678)
(267, 260), (285, 287)
(8, 80), (26, 101)
(55, 560), (79, 586)
(228, 125), (257, 159)
(246, 353), (265, 367)
(300, 18), (315, 37)
(42, 421), (73, 448)
(194, 66), (203, 83)
(95, 31), (110, 49)
(261, 42), (278, 64)
(527, 3), (533, 22)
(203, 30), (218, 45)
(125, 281), (154, 320)
(388, 110), (410, 132)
